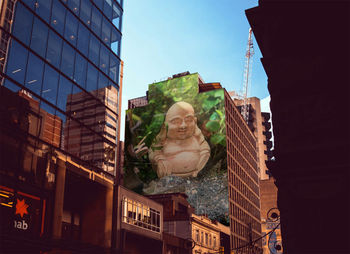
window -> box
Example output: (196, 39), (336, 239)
(111, 28), (121, 56)
(213, 236), (216, 248)
(201, 232), (203, 244)
(30, 17), (49, 58)
(25, 53), (44, 96)
(209, 234), (212, 246)
(50, 0), (66, 34)
(86, 64), (98, 92)
(109, 54), (119, 83)
(5, 40), (28, 84)
(35, 0), (52, 22)
(46, 31), (62, 68)
(103, 0), (113, 20)
(89, 35), (100, 66)
(99, 45), (110, 75)
(195, 229), (199, 242)
(122, 197), (161, 233)
(112, 2), (122, 30)
(12, 3), (33, 45)
(205, 233), (208, 245)
(56, 75), (72, 111)
(101, 17), (111, 46)
(74, 54), (87, 89)
(61, 42), (75, 79)
(77, 23), (90, 56)
(41, 65), (59, 105)
(64, 12), (78, 46)
(68, 0), (80, 15)
(91, 6), (102, 37)
(80, 0), (92, 26)
(98, 72), (108, 90)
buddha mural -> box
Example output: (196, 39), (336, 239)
(149, 101), (210, 178)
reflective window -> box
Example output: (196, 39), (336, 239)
(112, 2), (122, 30)
(5, 40), (28, 84)
(35, 0), (52, 22)
(46, 31), (62, 68)
(99, 45), (109, 75)
(91, 6), (102, 37)
(86, 63), (98, 92)
(89, 35), (100, 66)
(41, 65), (59, 105)
(74, 54), (87, 89)
(103, 0), (113, 20)
(77, 23), (90, 56)
(30, 17), (49, 58)
(61, 42), (75, 79)
(111, 28), (121, 56)
(102, 17), (111, 46)
(22, 0), (36, 9)
(98, 72), (108, 90)
(109, 55), (119, 83)
(51, 0), (66, 34)
(25, 53), (44, 96)
(3, 79), (21, 92)
(80, 0), (92, 26)
(40, 99), (56, 116)
(92, 0), (103, 11)
(57, 75), (72, 111)
(68, 0), (80, 15)
(12, 3), (33, 45)
(64, 12), (78, 46)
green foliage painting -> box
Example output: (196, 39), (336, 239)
(124, 73), (228, 223)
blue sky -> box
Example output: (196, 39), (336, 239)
(120, 0), (269, 138)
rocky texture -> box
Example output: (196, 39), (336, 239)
(143, 173), (229, 222)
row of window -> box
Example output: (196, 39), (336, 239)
(12, 2), (120, 91)
(122, 197), (161, 233)
(4, 39), (118, 119)
(21, 0), (122, 53)
(3, 80), (117, 174)
(194, 228), (217, 249)
(225, 97), (256, 155)
(230, 186), (260, 221)
(231, 205), (260, 233)
(231, 235), (262, 253)
(230, 173), (260, 209)
(228, 156), (259, 195)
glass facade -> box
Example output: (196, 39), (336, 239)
(0, 0), (123, 176)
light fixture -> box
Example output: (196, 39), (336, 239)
(27, 79), (37, 84)
(12, 68), (21, 73)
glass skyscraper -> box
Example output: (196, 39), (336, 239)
(0, 0), (123, 176)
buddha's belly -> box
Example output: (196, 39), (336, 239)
(164, 151), (200, 175)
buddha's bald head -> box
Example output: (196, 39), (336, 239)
(165, 102), (197, 140)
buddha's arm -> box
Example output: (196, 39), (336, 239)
(196, 140), (210, 171)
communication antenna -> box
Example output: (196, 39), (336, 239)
(241, 28), (254, 123)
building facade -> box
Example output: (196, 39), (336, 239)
(246, 0), (350, 253)
(0, 0), (123, 252)
(125, 72), (262, 253)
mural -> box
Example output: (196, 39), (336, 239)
(124, 73), (228, 223)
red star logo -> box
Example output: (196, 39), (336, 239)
(15, 198), (29, 218)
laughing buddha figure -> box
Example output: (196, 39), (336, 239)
(149, 101), (210, 178)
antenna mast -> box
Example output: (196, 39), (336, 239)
(241, 28), (254, 123)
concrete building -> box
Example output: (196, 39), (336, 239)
(0, 0), (123, 252)
(246, 0), (350, 253)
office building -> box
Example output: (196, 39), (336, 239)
(246, 0), (350, 253)
(0, 0), (123, 252)
(125, 72), (262, 253)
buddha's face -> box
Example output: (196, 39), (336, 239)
(165, 102), (197, 140)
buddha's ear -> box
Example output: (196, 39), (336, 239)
(194, 116), (197, 123)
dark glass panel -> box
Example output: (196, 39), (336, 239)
(5, 40), (28, 84)
(30, 17), (49, 58)
(61, 42), (75, 79)
(41, 65), (59, 105)
(111, 28), (121, 56)
(86, 63), (98, 92)
(68, 0), (80, 15)
(77, 23), (90, 56)
(57, 75), (72, 111)
(39, 99), (55, 116)
(46, 31), (62, 68)
(101, 17), (111, 46)
(64, 117), (82, 158)
(103, 0), (113, 20)
(25, 53), (44, 96)
(91, 6), (102, 37)
(22, 0), (36, 9)
(64, 12), (78, 46)
(99, 45), (109, 75)
(112, 2), (122, 30)
(35, 0), (52, 22)
(3, 79), (21, 92)
(12, 3), (33, 45)
(92, 0), (103, 11)
(80, 0), (92, 26)
(51, 0), (66, 34)
(98, 71), (108, 90)
(73, 54), (87, 89)
(109, 54), (119, 83)
(89, 35), (100, 66)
